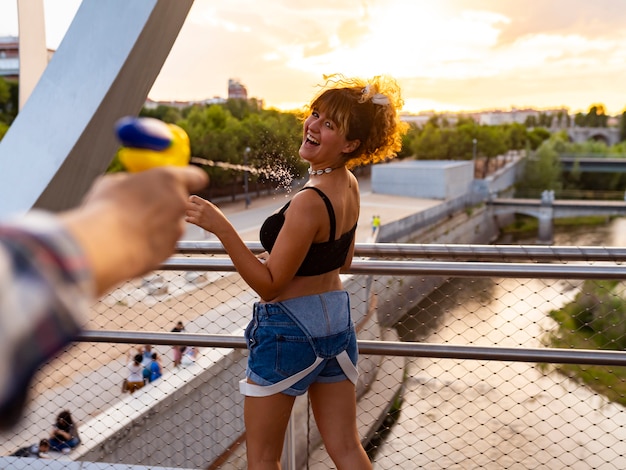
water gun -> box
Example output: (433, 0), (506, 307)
(115, 116), (190, 172)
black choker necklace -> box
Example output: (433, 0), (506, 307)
(308, 167), (335, 175)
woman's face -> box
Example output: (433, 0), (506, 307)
(299, 109), (355, 166)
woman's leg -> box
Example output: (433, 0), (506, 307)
(48, 437), (69, 453)
(67, 437), (81, 448)
(309, 380), (372, 470)
(244, 392), (296, 470)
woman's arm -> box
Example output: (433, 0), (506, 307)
(186, 192), (320, 301)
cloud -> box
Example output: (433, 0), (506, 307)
(6, 0), (624, 115)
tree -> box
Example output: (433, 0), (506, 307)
(0, 121), (8, 141)
(140, 104), (183, 123)
(413, 123), (446, 159)
(619, 110), (626, 142)
(0, 77), (18, 125)
(519, 139), (562, 195)
(504, 123), (527, 150)
(586, 104), (608, 128)
(527, 127), (551, 150)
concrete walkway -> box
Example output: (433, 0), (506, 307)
(184, 176), (442, 244)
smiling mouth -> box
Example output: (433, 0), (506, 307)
(306, 133), (320, 145)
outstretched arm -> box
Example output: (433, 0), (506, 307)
(186, 193), (318, 301)
(0, 166), (207, 430)
(63, 166), (207, 296)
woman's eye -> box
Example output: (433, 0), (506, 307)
(312, 111), (319, 118)
(325, 121), (333, 129)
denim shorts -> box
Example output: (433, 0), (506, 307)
(243, 291), (358, 396)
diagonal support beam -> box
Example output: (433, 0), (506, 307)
(0, 0), (194, 218)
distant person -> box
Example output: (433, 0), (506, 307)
(371, 214), (381, 235)
(126, 354), (145, 393)
(0, 166), (207, 430)
(37, 438), (50, 458)
(180, 346), (198, 366)
(141, 345), (154, 383)
(186, 74), (406, 468)
(141, 344), (153, 366)
(171, 321), (185, 367)
(48, 410), (81, 454)
(10, 438), (50, 458)
(148, 352), (163, 382)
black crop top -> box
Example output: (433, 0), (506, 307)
(260, 187), (357, 276)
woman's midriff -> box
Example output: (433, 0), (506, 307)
(267, 270), (343, 303)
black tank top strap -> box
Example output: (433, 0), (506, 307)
(299, 187), (336, 241)
(278, 200), (291, 215)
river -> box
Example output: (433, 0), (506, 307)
(373, 219), (626, 470)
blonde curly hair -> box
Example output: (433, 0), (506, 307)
(303, 74), (408, 169)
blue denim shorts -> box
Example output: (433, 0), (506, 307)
(243, 291), (358, 396)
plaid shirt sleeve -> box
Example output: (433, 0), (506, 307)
(0, 211), (95, 430)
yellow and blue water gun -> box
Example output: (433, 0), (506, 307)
(115, 116), (190, 172)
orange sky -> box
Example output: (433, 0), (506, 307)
(2, 0), (626, 115)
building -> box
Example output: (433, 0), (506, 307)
(0, 36), (20, 80)
(478, 107), (569, 126)
(144, 96), (226, 110)
(227, 78), (247, 100)
(0, 35), (55, 81)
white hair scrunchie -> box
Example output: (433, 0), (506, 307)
(362, 85), (390, 106)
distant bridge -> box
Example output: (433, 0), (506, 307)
(565, 127), (621, 146)
(559, 156), (626, 173)
(489, 197), (626, 243)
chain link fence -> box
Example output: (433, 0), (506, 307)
(3, 243), (626, 469)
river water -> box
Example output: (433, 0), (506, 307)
(373, 219), (626, 470)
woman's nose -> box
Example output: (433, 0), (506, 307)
(307, 117), (320, 131)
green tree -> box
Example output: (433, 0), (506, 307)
(518, 139), (562, 195)
(140, 104), (183, 123)
(586, 104), (608, 128)
(619, 110), (626, 142)
(0, 121), (8, 141)
(504, 122), (527, 150)
(527, 127), (551, 150)
(0, 77), (18, 125)
(413, 122), (446, 159)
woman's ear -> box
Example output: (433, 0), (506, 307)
(343, 139), (360, 154)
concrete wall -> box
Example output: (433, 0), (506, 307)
(372, 160), (474, 199)
(75, 348), (247, 468)
(472, 156), (524, 199)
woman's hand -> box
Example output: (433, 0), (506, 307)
(185, 195), (229, 235)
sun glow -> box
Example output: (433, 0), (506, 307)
(285, 1), (506, 81)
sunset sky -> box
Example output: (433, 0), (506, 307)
(2, 0), (626, 115)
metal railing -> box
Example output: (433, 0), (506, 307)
(4, 242), (626, 470)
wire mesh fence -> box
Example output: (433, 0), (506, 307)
(3, 243), (626, 469)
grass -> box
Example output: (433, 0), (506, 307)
(541, 281), (626, 407)
(501, 215), (610, 236)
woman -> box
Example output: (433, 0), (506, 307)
(48, 410), (80, 454)
(186, 75), (406, 469)
(126, 353), (145, 393)
(149, 352), (163, 382)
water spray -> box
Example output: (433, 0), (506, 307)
(115, 116), (295, 189)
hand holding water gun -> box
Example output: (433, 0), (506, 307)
(115, 116), (191, 172)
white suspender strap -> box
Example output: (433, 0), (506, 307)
(239, 351), (359, 397)
(239, 357), (324, 397)
(336, 350), (359, 385)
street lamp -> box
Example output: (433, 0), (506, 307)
(244, 147), (251, 209)
(472, 138), (477, 177)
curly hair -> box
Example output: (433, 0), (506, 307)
(302, 74), (408, 169)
